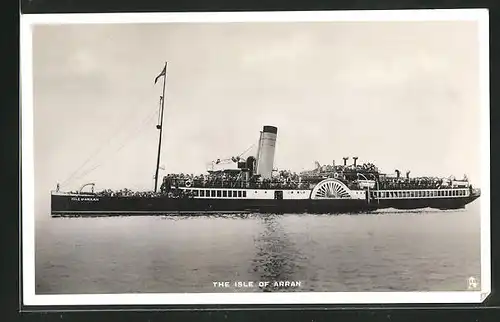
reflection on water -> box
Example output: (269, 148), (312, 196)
(35, 204), (481, 294)
(251, 215), (305, 291)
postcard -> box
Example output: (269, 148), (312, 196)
(20, 9), (490, 306)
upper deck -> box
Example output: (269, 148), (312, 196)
(160, 168), (471, 192)
(54, 158), (473, 199)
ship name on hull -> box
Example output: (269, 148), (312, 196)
(71, 197), (100, 202)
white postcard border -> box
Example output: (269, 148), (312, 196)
(20, 9), (491, 306)
(478, 10), (491, 301)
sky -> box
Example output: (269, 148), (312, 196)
(31, 20), (483, 194)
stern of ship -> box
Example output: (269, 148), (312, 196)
(468, 187), (481, 204)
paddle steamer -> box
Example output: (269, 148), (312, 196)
(50, 63), (480, 216)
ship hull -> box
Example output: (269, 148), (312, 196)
(371, 197), (478, 210)
(50, 194), (479, 216)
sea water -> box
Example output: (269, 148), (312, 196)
(34, 202), (481, 294)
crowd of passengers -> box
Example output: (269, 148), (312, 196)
(75, 169), (468, 198)
(96, 188), (165, 197)
(160, 171), (469, 192)
(302, 162), (379, 176)
(332, 163), (378, 173)
(160, 171), (310, 190)
(377, 176), (466, 190)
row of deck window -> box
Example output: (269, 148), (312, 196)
(182, 188), (469, 199)
(185, 189), (247, 198)
(371, 189), (468, 199)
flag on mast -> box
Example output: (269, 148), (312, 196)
(154, 63), (167, 84)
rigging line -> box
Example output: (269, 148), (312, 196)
(61, 100), (159, 186)
(64, 108), (159, 187)
(73, 122), (157, 183)
(61, 104), (161, 187)
(213, 143), (257, 164)
(114, 111), (159, 154)
(71, 110), (159, 184)
(238, 143), (256, 157)
(72, 109), (159, 182)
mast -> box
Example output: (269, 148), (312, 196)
(154, 62), (168, 192)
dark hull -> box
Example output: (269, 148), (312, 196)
(50, 194), (480, 216)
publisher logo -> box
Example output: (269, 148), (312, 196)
(467, 276), (478, 290)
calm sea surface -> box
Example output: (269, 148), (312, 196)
(35, 203), (482, 294)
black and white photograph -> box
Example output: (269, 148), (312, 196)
(21, 9), (490, 306)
